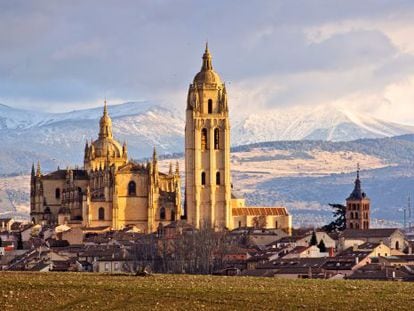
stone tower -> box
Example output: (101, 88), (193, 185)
(185, 44), (232, 230)
(346, 165), (370, 230)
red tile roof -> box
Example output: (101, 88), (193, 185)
(232, 207), (288, 216)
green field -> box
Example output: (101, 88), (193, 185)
(1, 272), (414, 310)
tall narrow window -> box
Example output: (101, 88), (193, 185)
(98, 207), (105, 220)
(55, 188), (60, 199)
(208, 99), (213, 113)
(160, 207), (166, 220)
(216, 171), (221, 185)
(201, 128), (208, 150)
(171, 210), (175, 221)
(201, 172), (206, 185)
(128, 181), (136, 196)
(214, 128), (219, 150)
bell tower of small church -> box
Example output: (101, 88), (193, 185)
(346, 164), (370, 230)
(185, 44), (232, 229)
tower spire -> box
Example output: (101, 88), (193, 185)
(36, 161), (41, 177)
(99, 99), (113, 139)
(201, 42), (213, 71)
(357, 162), (360, 180)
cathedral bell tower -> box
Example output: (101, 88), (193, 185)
(346, 164), (370, 230)
(185, 44), (232, 230)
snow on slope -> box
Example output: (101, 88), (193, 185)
(231, 105), (414, 145)
(1, 101), (414, 175)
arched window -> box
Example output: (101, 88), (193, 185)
(355, 212), (359, 219)
(355, 223), (360, 229)
(128, 181), (136, 196)
(160, 207), (166, 220)
(350, 223), (354, 229)
(98, 207), (105, 220)
(216, 171), (221, 185)
(350, 212), (354, 219)
(214, 128), (219, 150)
(201, 172), (206, 185)
(55, 188), (60, 199)
(201, 128), (208, 150)
(208, 99), (213, 113)
(395, 241), (400, 250)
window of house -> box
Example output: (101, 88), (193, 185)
(214, 128), (219, 150)
(208, 99), (213, 113)
(160, 207), (166, 220)
(128, 181), (136, 196)
(216, 171), (220, 185)
(104, 263), (109, 271)
(55, 188), (60, 199)
(201, 172), (206, 185)
(98, 207), (105, 221)
(395, 241), (400, 250)
(201, 128), (208, 150)
(114, 262), (119, 271)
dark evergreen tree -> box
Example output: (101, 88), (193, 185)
(317, 239), (327, 252)
(309, 231), (317, 246)
(17, 233), (23, 250)
(322, 203), (346, 233)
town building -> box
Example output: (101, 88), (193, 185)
(30, 102), (182, 233)
(345, 166), (370, 229)
(184, 45), (292, 232)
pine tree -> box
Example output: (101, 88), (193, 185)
(317, 239), (327, 252)
(322, 203), (346, 233)
(309, 231), (317, 246)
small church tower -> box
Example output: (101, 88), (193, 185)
(346, 165), (370, 230)
(185, 44), (232, 230)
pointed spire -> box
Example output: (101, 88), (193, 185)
(152, 147), (157, 162)
(347, 163), (366, 200)
(36, 161), (41, 177)
(104, 98), (108, 116)
(175, 161), (179, 175)
(99, 99), (113, 139)
(31, 163), (35, 177)
(201, 42), (213, 71)
(357, 162), (360, 180)
(169, 162), (173, 175)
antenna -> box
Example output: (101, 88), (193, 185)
(409, 195), (412, 228)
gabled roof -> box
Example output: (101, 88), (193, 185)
(341, 228), (402, 239)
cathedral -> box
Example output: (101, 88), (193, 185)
(30, 102), (182, 233)
(30, 45), (292, 234)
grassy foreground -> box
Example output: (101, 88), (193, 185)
(1, 272), (414, 310)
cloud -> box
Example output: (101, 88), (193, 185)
(1, 1), (414, 124)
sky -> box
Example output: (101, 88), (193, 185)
(2, 1), (414, 123)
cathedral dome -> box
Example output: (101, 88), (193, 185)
(91, 137), (123, 158)
(193, 44), (222, 85)
(193, 70), (222, 85)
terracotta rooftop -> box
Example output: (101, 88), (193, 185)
(232, 207), (288, 216)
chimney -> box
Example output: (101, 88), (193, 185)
(329, 247), (335, 257)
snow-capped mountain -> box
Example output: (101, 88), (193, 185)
(0, 102), (184, 174)
(1, 101), (414, 175)
(231, 105), (414, 145)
